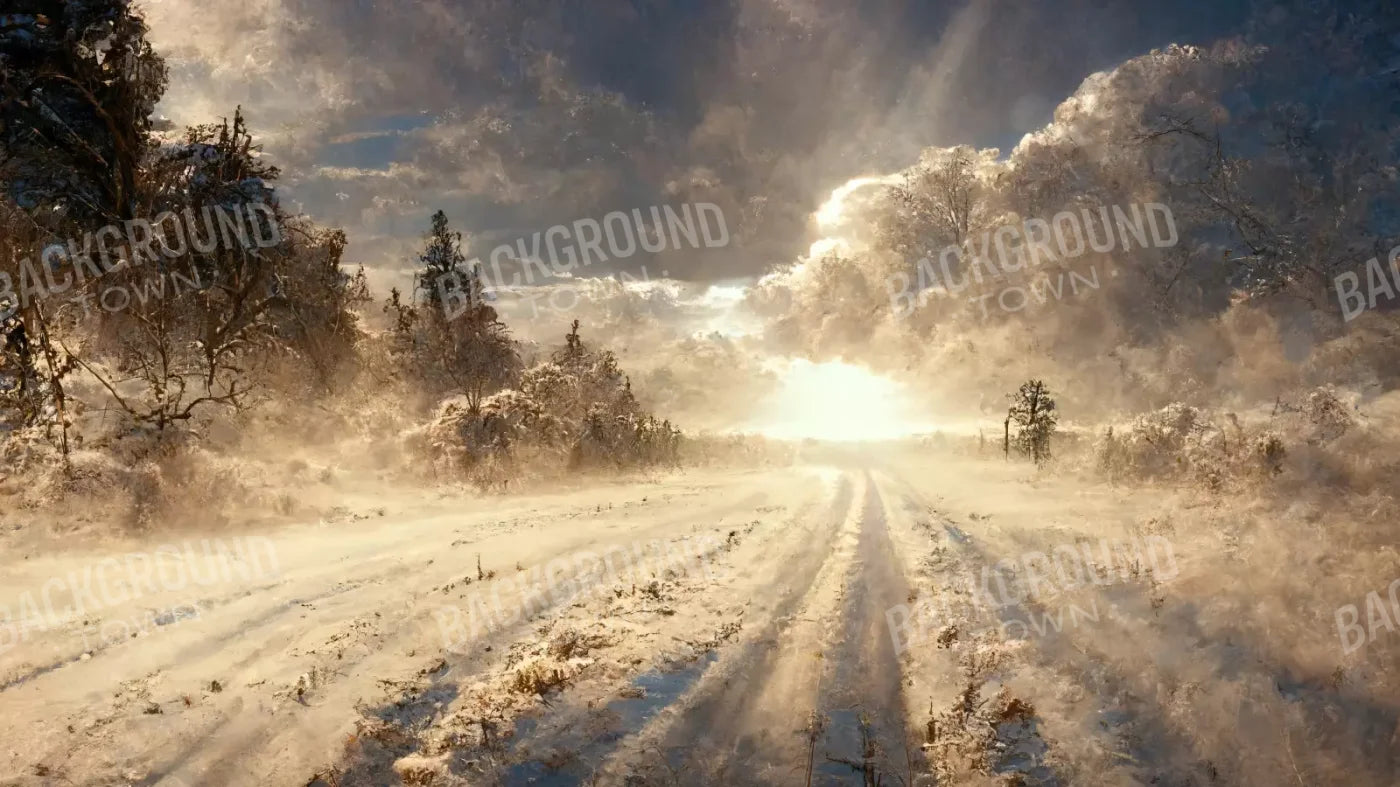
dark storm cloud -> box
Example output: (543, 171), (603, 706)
(144, 0), (1252, 286)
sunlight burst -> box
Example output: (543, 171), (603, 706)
(745, 359), (935, 441)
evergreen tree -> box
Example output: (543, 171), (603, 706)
(415, 210), (467, 314)
(397, 210), (520, 411)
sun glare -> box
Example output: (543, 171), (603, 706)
(745, 359), (935, 441)
(813, 174), (900, 229)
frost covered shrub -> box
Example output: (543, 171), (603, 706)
(1096, 402), (1290, 489)
(1111, 402), (1208, 479)
(1265, 387), (1400, 497)
(1271, 386), (1355, 445)
(422, 390), (570, 483)
(5, 430), (272, 531)
(1303, 388), (1354, 442)
(1092, 386), (1376, 493)
(570, 407), (681, 470)
(422, 321), (681, 484)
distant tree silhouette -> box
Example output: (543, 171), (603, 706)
(1007, 380), (1057, 465)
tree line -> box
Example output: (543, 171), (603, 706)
(0, 1), (678, 482)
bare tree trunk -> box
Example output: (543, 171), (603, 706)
(29, 302), (70, 464)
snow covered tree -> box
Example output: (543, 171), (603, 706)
(151, 108), (285, 389)
(61, 108), (288, 430)
(272, 223), (371, 393)
(881, 145), (1000, 260)
(0, 202), (75, 455)
(0, 1), (167, 446)
(451, 307), (519, 414)
(53, 106), (365, 429)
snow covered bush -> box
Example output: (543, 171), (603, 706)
(420, 320), (681, 485)
(1096, 402), (1283, 489)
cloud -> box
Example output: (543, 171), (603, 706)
(139, 0), (1253, 287)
